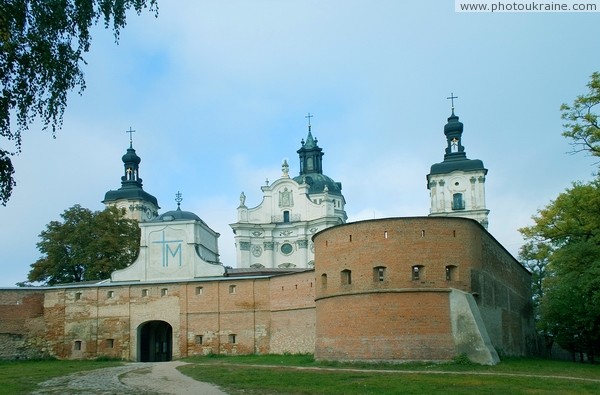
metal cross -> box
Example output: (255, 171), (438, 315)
(175, 191), (183, 207)
(305, 113), (314, 132)
(125, 127), (136, 146)
(447, 93), (458, 110)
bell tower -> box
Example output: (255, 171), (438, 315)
(103, 128), (160, 221)
(426, 96), (489, 228)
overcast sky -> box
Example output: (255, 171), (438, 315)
(1, 1), (599, 287)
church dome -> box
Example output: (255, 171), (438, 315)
(293, 173), (343, 196)
(122, 147), (141, 165)
(156, 207), (202, 222)
(444, 111), (464, 135)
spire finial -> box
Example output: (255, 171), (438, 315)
(126, 127), (136, 147)
(305, 112), (314, 132)
(175, 191), (183, 209)
(447, 93), (458, 113)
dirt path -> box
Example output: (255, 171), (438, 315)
(31, 361), (228, 395)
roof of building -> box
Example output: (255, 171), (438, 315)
(428, 110), (487, 176)
(156, 206), (203, 222)
(103, 185), (159, 206)
(293, 173), (343, 196)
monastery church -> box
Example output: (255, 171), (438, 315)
(0, 109), (535, 365)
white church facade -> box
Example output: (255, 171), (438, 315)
(230, 126), (347, 269)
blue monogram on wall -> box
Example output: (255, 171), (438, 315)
(153, 231), (183, 267)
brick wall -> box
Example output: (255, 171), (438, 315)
(0, 290), (46, 359)
(313, 216), (534, 361)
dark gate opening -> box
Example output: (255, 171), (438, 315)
(138, 320), (173, 362)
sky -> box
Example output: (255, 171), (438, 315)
(1, 0), (599, 287)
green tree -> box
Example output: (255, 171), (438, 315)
(561, 72), (600, 158)
(24, 205), (140, 285)
(0, 0), (158, 206)
(519, 179), (600, 361)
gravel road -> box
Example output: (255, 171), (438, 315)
(31, 361), (228, 395)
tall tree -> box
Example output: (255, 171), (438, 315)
(519, 179), (600, 361)
(24, 205), (140, 285)
(561, 72), (600, 158)
(0, 0), (158, 206)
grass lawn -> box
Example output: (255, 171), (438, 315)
(179, 355), (600, 395)
(0, 359), (123, 394)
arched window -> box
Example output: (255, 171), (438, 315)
(283, 210), (290, 222)
(321, 273), (327, 288)
(373, 266), (386, 282)
(446, 265), (457, 281)
(412, 265), (424, 281)
(341, 269), (352, 285)
(452, 193), (465, 210)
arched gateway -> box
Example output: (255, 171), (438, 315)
(138, 320), (173, 362)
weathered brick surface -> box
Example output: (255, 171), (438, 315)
(0, 290), (46, 359)
(313, 217), (534, 360)
(0, 217), (533, 362)
(316, 291), (454, 361)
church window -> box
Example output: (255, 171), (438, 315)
(74, 292), (82, 301)
(412, 265), (423, 281)
(195, 335), (203, 345)
(229, 334), (237, 344)
(106, 339), (114, 348)
(196, 286), (203, 295)
(283, 210), (290, 223)
(349, 234), (352, 242)
(374, 266), (386, 282)
(321, 274), (327, 288)
(452, 193), (465, 210)
(341, 269), (352, 285)
(446, 265), (457, 281)
(107, 291), (114, 299)
(281, 243), (293, 255)
(161, 288), (168, 297)
(74, 341), (82, 351)
(229, 285), (237, 294)
(384, 231), (388, 239)
(421, 230), (425, 237)
(141, 289), (149, 297)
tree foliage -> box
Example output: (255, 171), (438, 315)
(519, 179), (600, 360)
(24, 204), (140, 285)
(0, 0), (158, 206)
(561, 72), (600, 158)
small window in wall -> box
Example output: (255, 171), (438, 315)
(196, 286), (203, 295)
(74, 292), (82, 301)
(446, 265), (457, 281)
(74, 341), (82, 351)
(195, 335), (203, 345)
(142, 289), (149, 297)
(161, 288), (168, 297)
(341, 269), (352, 285)
(106, 339), (114, 348)
(373, 266), (386, 282)
(107, 290), (114, 299)
(412, 265), (423, 281)
(321, 274), (327, 288)
(229, 285), (237, 294)
(229, 334), (237, 344)
(283, 210), (290, 223)
(452, 193), (465, 210)
(384, 231), (388, 239)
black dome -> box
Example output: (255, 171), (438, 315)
(293, 173), (343, 196)
(156, 207), (202, 222)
